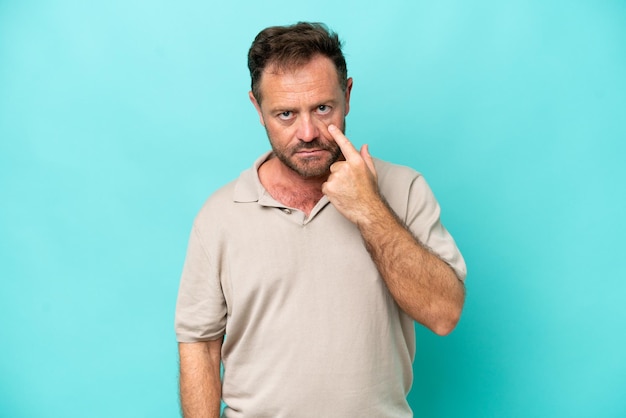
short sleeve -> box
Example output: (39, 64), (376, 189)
(174, 223), (227, 342)
(405, 175), (467, 282)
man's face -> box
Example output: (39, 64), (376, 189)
(249, 55), (353, 179)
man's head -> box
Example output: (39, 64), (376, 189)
(248, 22), (348, 104)
(247, 22), (353, 179)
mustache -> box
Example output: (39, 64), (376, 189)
(292, 139), (338, 152)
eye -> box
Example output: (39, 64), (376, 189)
(317, 105), (331, 115)
(278, 111), (293, 121)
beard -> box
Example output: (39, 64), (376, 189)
(266, 121), (346, 178)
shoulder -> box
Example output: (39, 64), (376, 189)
(196, 180), (237, 224)
(195, 159), (262, 218)
(373, 157), (424, 193)
(373, 158), (439, 221)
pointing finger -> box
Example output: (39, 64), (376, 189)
(328, 124), (359, 160)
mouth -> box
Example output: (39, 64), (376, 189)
(294, 149), (329, 157)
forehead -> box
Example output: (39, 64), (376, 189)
(259, 56), (342, 105)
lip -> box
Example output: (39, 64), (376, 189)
(295, 149), (328, 155)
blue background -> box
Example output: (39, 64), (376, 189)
(1, 1), (625, 417)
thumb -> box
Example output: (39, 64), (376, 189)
(360, 144), (376, 175)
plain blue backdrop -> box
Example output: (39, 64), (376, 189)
(1, 1), (625, 417)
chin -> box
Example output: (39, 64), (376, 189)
(288, 158), (332, 178)
(293, 164), (331, 178)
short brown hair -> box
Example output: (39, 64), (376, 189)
(247, 22), (348, 103)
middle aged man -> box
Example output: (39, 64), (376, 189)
(176, 22), (467, 417)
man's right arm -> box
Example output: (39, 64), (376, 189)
(179, 339), (223, 418)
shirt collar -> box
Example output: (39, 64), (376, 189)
(232, 151), (272, 203)
(233, 151), (332, 221)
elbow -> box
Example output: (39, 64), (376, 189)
(431, 312), (461, 336)
(430, 296), (464, 336)
(410, 303), (462, 336)
(432, 278), (466, 336)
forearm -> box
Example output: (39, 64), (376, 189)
(321, 126), (465, 334)
(179, 340), (223, 418)
(358, 199), (465, 335)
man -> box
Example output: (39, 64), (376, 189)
(175, 22), (466, 417)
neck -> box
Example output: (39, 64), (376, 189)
(258, 156), (327, 215)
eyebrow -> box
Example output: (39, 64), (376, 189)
(268, 99), (339, 114)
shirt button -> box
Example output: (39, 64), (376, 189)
(282, 208), (292, 214)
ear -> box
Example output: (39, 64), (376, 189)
(249, 91), (265, 126)
(344, 77), (353, 116)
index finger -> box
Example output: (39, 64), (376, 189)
(328, 124), (359, 160)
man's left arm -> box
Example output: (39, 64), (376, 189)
(322, 125), (465, 335)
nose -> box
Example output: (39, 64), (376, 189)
(296, 114), (319, 142)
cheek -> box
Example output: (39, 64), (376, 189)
(328, 110), (345, 127)
(319, 116), (344, 137)
(265, 123), (295, 145)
